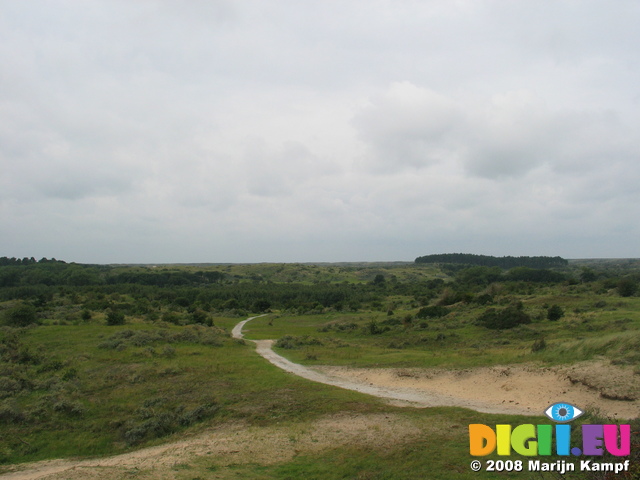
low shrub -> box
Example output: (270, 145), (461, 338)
(416, 305), (448, 319)
(275, 335), (323, 349)
(477, 303), (531, 330)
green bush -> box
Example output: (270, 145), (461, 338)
(190, 309), (210, 325)
(0, 377), (22, 398)
(364, 320), (389, 335)
(477, 303), (531, 330)
(547, 304), (564, 321)
(123, 401), (219, 446)
(275, 335), (324, 349)
(161, 312), (182, 325)
(2, 304), (38, 327)
(618, 278), (638, 297)
(106, 310), (126, 326)
(52, 399), (86, 416)
(416, 305), (448, 319)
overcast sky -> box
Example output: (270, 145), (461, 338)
(1, 1), (639, 264)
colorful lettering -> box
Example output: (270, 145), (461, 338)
(469, 424), (631, 457)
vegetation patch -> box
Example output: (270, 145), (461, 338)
(275, 335), (324, 349)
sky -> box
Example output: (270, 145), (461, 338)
(1, 0), (640, 264)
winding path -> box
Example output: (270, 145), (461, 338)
(233, 315), (535, 416)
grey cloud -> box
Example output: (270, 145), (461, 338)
(353, 82), (461, 173)
(355, 84), (640, 183)
(243, 140), (335, 198)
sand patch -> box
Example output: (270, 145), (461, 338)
(315, 360), (640, 419)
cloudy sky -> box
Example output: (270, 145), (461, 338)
(1, 1), (639, 263)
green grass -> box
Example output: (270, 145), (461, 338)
(0, 321), (388, 465)
(240, 292), (640, 370)
(537, 330), (640, 365)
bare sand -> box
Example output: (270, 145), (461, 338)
(314, 361), (640, 419)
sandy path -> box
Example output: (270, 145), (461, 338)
(235, 316), (639, 419)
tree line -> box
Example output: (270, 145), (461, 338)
(0, 256), (66, 266)
(414, 253), (568, 269)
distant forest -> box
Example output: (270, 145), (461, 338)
(414, 253), (568, 269)
(0, 257), (66, 266)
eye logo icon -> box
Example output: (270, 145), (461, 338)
(544, 402), (584, 423)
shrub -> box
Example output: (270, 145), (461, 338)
(161, 345), (176, 358)
(618, 278), (638, 297)
(162, 312), (182, 325)
(190, 309), (211, 326)
(106, 310), (126, 326)
(61, 367), (78, 381)
(2, 304), (38, 327)
(274, 335), (323, 349)
(364, 320), (388, 335)
(124, 401), (219, 446)
(252, 299), (271, 312)
(124, 414), (176, 445)
(474, 293), (494, 305)
(477, 303), (531, 330)
(179, 402), (219, 427)
(547, 304), (564, 321)
(0, 399), (24, 423)
(416, 305), (448, 319)
(0, 377), (22, 398)
(436, 288), (471, 306)
(531, 337), (547, 352)
(380, 317), (401, 326)
(52, 399), (86, 416)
